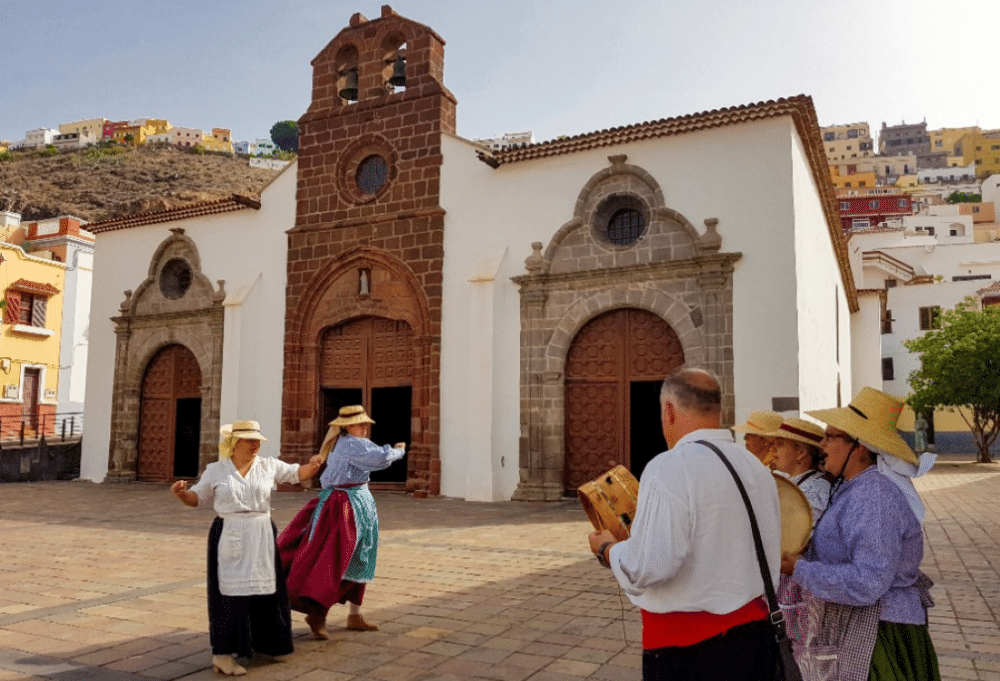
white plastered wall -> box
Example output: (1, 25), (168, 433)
(80, 164), (295, 481)
(790, 128), (856, 413)
(439, 117), (845, 500)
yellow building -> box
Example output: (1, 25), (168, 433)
(821, 122), (875, 162)
(142, 119), (172, 135)
(956, 132), (1000, 179)
(831, 170), (878, 190)
(1, 213), (66, 439)
(58, 118), (107, 141)
(113, 122), (162, 146)
(928, 126), (980, 155)
(0, 140), (9, 153)
(201, 127), (234, 153)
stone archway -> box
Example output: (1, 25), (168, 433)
(106, 229), (224, 482)
(512, 155), (740, 501)
(282, 246), (436, 495)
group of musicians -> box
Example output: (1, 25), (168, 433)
(588, 367), (941, 681)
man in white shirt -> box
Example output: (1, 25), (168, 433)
(588, 367), (781, 680)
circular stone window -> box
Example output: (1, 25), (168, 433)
(356, 155), (389, 195)
(159, 258), (192, 300)
(593, 195), (648, 247)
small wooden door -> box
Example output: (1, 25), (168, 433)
(320, 317), (412, 484)
(564, 309), (684, 493)
(137, 345), (202, 482)
(22, 369), (40, 433)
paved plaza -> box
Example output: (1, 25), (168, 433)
(0, 456), (998, 680)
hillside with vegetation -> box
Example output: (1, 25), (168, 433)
(0, 145), (285, 224)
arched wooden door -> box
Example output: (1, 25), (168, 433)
(564, 308), (684, 493)
(137, 344), (202, 482)
(320, 317), (412, 485)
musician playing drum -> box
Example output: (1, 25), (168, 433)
(587, 367), (781, 681)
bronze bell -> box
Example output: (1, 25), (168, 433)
(339, 68), (358, 101)
(388, 55), (406, 87)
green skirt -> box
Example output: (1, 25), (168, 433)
(869, 621), (940, 681)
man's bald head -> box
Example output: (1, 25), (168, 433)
(659, 367), (722, 415)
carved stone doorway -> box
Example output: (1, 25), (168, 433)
(563, 308), (684, 494)
(137, 344), (203, 482)
(320, 316), (412, 485)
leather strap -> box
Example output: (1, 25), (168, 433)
(696, 440), (786, 637)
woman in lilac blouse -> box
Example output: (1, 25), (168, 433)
(781, 388), (940, 681)
(277, 405), (405, 639)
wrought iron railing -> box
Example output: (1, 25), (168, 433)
(0, 411), (84, 447)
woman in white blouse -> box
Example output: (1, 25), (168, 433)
(171, 420), (322, 676)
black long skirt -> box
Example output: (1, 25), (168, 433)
(207, 517), (295, 658)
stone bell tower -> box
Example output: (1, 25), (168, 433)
(282, 6), (456, 496)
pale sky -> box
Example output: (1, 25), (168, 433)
(2, 0), (998, 146)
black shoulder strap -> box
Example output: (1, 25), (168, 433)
(696, 440), (786, 634)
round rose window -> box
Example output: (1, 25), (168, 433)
(356, 155), (389, 195)
(159, 258), (192, 300)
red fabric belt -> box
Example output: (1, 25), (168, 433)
(641, 597), (769, 649)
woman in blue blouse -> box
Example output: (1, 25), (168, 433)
(277, 405), (405, 639)
(781, 388), (940, 681)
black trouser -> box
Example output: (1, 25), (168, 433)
(642, 619), (778, 681)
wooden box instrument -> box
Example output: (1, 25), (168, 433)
(578, 465), (640, 541)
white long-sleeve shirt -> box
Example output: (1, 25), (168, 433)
(608, 428), (781, 614)
(189, 456), (301, 596)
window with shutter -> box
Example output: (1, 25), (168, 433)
(3, 290), (21, 324)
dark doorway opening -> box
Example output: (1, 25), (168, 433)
(173, 398), (202, 478)
(322, 388), (364, 444)
(629, 380), (667, 480)
(370, 386), (411, 483)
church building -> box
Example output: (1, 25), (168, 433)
(81, 6), (864, 502)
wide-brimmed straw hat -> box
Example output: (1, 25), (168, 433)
(330, 405), (375, 427)
(733, 410), (783, 435)
(806, 387), (918, 466)
(223, 420), (269, 441)
(765, 418), (824, 449)
(219, 420), (268, 458)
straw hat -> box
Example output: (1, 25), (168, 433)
(733, 410), (783, 435)
(806, 387), (918, 466)
(330, 405), (375, 427)
(219, 420), (268, 458)
(765, 417), (824, 449)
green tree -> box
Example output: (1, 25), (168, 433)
(945, 191), (982, 204)
(270, 120), (300, 152)
(904, 297), (1000, 462)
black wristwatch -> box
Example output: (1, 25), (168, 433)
(596, 541), (614, 568)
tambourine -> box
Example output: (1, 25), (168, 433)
(773, 471), (813, 555)
(578, 465), (640, 541)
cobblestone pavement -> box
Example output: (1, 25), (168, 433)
(0, 457), (997, 680)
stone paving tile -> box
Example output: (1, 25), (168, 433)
(0, 460), (998, 679)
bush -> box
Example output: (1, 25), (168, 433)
(0, 151), (12, 162)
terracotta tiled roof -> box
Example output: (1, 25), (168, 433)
(11, 278), (60, 295)
(87, 194), (261, 234)
(476, 95), (858, 312)
(977, 280), (1000, 295)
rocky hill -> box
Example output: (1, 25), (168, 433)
(0, 145), (284, 224)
